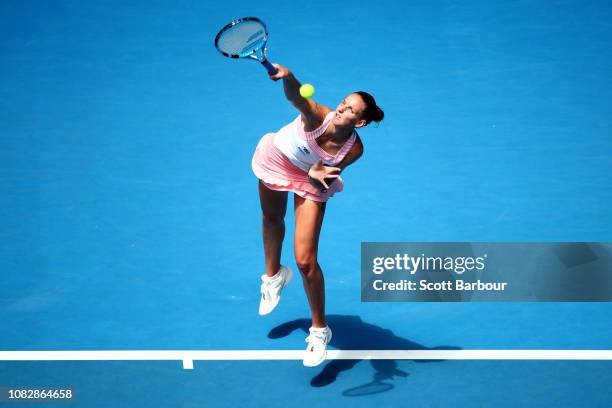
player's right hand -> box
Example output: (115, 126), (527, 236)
(269, 63), (291, 81)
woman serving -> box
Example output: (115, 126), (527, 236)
(252, 63), (384, 367)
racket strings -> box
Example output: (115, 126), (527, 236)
(216, 21), (268, 57)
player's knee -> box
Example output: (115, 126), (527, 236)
(262, 212), (285, 226)
(295, 253), (318, 275)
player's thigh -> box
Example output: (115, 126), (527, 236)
(258, 180), (288, 221)
(293, 194), (326, 262)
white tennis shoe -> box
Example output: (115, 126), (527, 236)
(259, 265), (292, 316)
(303, 326), (332, 367)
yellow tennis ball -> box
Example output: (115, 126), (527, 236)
(299, 83), (315, 99)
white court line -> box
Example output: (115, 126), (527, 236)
(1, 350), (612, 370)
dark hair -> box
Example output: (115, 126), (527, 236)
(355, 91), (384, 125)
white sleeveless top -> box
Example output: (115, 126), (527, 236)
(273, 112), (357, 172)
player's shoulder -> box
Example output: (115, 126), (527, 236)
(318, 104), (334, 117)
(312, 103), (333, 124)
(302, 102), (333, 130)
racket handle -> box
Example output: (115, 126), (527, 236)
(261, 59), (278, 75)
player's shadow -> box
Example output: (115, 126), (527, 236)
(268, 314), (461, 395)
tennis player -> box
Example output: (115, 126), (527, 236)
(252, 63), (384, 367)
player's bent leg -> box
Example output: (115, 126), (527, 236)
(258, 181), (292, 316)
(258, 181), (288, 277)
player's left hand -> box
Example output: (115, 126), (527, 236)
(308, 160), (341, 192)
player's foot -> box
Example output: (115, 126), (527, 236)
(259, 265), (292, 316)
(303, 326), (332, 367)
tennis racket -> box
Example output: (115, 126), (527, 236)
(214, 17), (278, 75)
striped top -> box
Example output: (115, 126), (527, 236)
(273, 111), (357, 172)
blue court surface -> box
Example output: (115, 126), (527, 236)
(1, 0), (611, 406)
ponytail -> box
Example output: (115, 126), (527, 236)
(355, 91), (384, 125)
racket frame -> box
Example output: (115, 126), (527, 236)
(214, 17), (278, 75)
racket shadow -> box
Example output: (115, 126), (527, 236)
(268, 314), (461, 393)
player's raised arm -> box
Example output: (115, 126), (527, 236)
(268, 63), (327, 127)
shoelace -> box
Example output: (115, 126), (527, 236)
(260, 281), (270, 300)
(260, 278), (279, 300)
(305, 330), (329, 351)
(260, 273), (284, 301)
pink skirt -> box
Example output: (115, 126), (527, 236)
(251, 133), (344, 202)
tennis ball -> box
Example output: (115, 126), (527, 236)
(299, 83), (315, 99)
